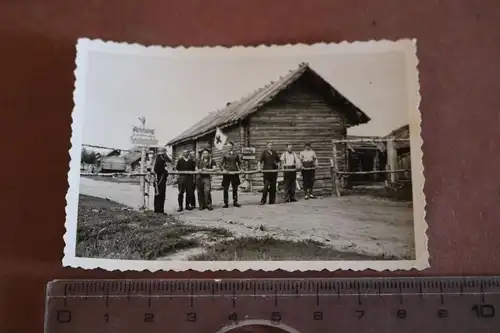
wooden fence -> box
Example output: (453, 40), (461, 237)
(81, 137), (412, 210)
(330, 137), (412, 196)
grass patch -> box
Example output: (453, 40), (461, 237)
(343, 183), (413, 202)
(189, 235), (391, 261)
(76, 194), (232, 260)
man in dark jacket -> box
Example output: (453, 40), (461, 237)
(153, 147), (169, 214)
(220, 141), (242, 208)
(175, 149), (196, 212)
(196, 148), (217, 210)
(258, 142), (281, 205)
(188, 150), (197, 209)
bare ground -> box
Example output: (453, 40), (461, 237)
(79, 177), (415, 260)
(76, 195), (382, 261)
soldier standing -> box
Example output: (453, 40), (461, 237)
(258, 142), (280, 205)
(299, 143), (318, 199)
(220, 141), (242, 208)
(196, 148), (217, 210)
(153, 147), (169, 214)
(280, 144), (302, 202)
(175, 149), (196, 212)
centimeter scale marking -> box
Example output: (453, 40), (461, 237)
(45, 277), (500, 333)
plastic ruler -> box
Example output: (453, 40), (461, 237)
(45, 277), (500, 332)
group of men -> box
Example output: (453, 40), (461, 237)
(152, 141), (318, 214)
(174, 143), (242, 212)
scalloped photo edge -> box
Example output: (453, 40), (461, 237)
(63, 38), (427, 272)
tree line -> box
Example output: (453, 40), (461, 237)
(81, 148), (100, 164)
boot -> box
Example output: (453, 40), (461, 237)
(177, 197), (183, 212)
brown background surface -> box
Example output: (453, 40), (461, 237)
(0, 0), (499, 331)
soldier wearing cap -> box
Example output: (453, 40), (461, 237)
(258, 142), (280, 205)
(196, 148), (217, 210)
(220, 141), (242, 208)
(153, 147), (169, 214)
(175, 149), (196, 212)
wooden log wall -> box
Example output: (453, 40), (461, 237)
(171, 141), (196, 166)
(195, 138), (211, 158)
(247, 80), (348, 191)
(196, 126), (242, 190)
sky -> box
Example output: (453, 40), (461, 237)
(81, 43), (410, 152)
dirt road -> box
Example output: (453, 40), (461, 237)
(79, 177), (415, 259)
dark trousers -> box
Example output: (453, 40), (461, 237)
(177, 175), (193, 208)
(197, 176), (212, 208)
(261, 172), (278, 204)
(222, 174), (240, 204)
(283, 168), (297, 201)
(154, 174), (167, 213)
(188, 175), (197, 207)
(301, 169), (316, 194)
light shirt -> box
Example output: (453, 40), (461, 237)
(281, 151), (302, 168)
(300, 150), (317, 163)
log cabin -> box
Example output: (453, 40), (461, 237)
(167, 62), (370, 191)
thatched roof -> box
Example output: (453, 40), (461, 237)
(167, 62), (370, 146)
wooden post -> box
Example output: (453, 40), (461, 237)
(240, 122), (252, 192)
(373, 150), (380, 181)
(330, 158), (335, 196)
(386, 138), (398, 184)
(139, 146), (147, 210)
(332, 143), (341, 197)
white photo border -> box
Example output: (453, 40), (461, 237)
(63, 38), (428, 272)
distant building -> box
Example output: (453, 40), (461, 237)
(167, 62), (370, 191)
(100, 155), (127, 173)
(384, 124), (411, 182)
(346, 136), (387, 185)
(125, 147), (173, 173)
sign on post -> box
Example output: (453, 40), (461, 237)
(241, 147), (256, 160)
(131, 126), (158, 146)
(131, 119), (158, 211)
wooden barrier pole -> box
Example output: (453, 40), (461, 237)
(80, 166), (411, 178)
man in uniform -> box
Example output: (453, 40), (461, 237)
(175, 149), (196, 212)
(153, 147), (169, 214)
(188, 150), (198, 209)
(196, 148), (217, 210)
(280, 144), (302, 202)
(258, 142), (280, 205)
(299, 143), (318, 199)
(220, 141), (242, 208)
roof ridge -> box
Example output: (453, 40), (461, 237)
(167, 62), (349, 146)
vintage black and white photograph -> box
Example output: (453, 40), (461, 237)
(64, 39), (426, 271)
